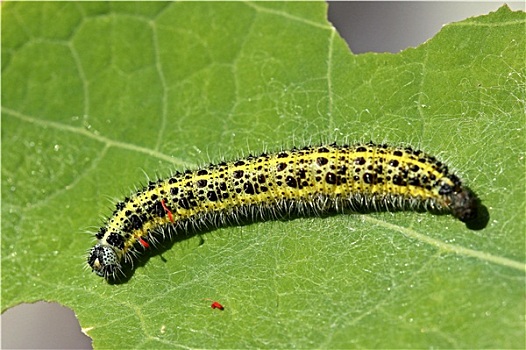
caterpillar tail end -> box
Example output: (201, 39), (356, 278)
(88, 244), (122, 280)
(450, 188), (478, 223)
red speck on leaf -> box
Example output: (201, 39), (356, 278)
(211, 301), (224, 310)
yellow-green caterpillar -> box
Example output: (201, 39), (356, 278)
(88, 142), (478, 280)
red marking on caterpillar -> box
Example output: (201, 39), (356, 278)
(161, 199), (174, 223)
(138, 237), (150, 249)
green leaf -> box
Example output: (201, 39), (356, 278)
(2, 2), (524, 348)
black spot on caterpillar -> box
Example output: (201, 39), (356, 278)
(87, 142), (480, 280)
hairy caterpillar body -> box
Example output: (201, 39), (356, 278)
(88, 143), (478, 280)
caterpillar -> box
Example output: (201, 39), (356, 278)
(87, 142), (478, 280)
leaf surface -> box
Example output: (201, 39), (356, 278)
(2, 2), (525, 348)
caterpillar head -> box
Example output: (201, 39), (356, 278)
(88, 244), (121, 279)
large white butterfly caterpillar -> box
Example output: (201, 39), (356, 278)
(88, 142), (479, 280)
